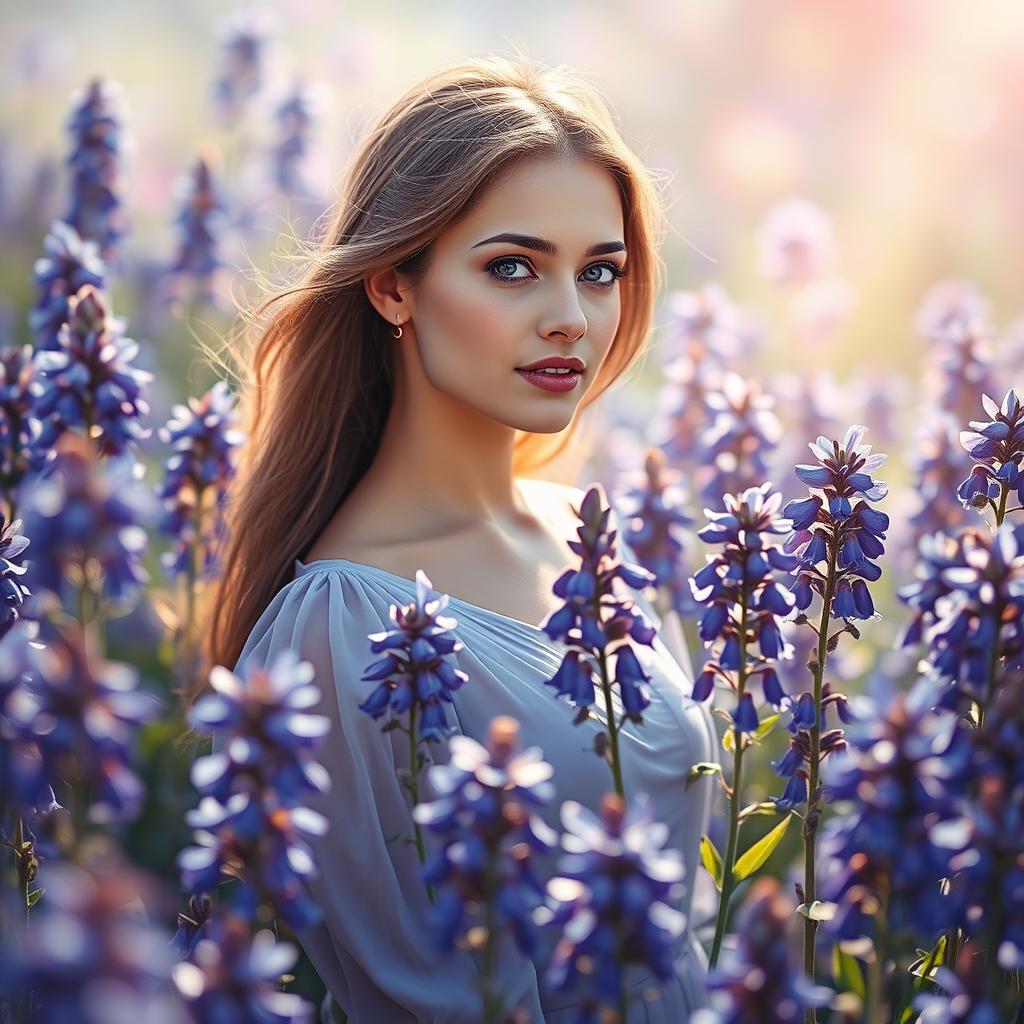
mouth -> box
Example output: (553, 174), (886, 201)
(515, 367), (582, 393)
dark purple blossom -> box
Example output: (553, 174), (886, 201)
(614, 447), (696, 617)
(898, 523), (1024, 711)
(691, 877), (832, 1022)
(30, 284), (152, 459)
(211, 9), (277, 125)
(19, 435), (155, 615)
(358, 568), (469, 745)
(156, 380), (245, 580)
(689, 483), (798, 727)
(0, 852), (187, 1024)
(29, 220), (106, 351)
(536, 791), (687, 1016)
(0, 342), (46, 495)
(171, 892), (213, 959)
(412, 716), (558, 957)
(815, 676), (971, 947)
(63, 78), (130, 263)
(0, 516), (31, 639)
(165, 156), (229, 311)
(540, 484), (657, 720)
(272, 81), (320, 200)
(956, 387), (1024, 519)
(172, 909), (314, 1023)
(183, 648), (331, 928)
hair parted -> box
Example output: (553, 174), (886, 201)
(196, 52), (669, 707)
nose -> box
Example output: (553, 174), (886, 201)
(539, 290), (588, 343)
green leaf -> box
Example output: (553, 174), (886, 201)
(909, 933), (946, 981)
(722, 727), (735, 754)
(831, 944), (866, 998)
(738, 800), (782, 821)
(700, 834), (724, 892)
(734, 813), (792, 881)
(753, 713), (780, 741)
(797, 899), (838, 921)
(686, 762), (722, 789)
(27, 888), (45, 907)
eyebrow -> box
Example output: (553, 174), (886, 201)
(471, 232), (626, 258)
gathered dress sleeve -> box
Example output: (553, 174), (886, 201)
(233, 566), (547, 1024)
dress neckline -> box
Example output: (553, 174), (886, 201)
(293, 556), (564, 644)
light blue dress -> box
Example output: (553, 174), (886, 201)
(233, 533), (717, 1024)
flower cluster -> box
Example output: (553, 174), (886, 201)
(0, 516), (31, 639)
(412, 716), (558, 955)
(29, 220), (106, 352)
(0, 851), (185, 1024)
(697, 372), (782, 507)
(0, 343), (46, 495)
(7, 615), (161, 824)
(784, 424), (889, 621)
(816, 676), (971, 946)
(172, 909), (314, 1023)
(156, 380), (245, 580)
(180, 648), (331, 930)
(756, 198), (837, 287)
(272, 81), (320, 200)
(689, 483), (798, 726)
(692, 877), (832, 1022)
(19, 435), (155, 615)
(536, 792), (687, 1012)
(30, 284), (153, 459)
(64, 78), (130, 262)
(211, 9), (277, 124)
(358, 569), (470, 744)
(540, 484), (658, 725)
(956, 387), (1024, 519)
(165, 156), (229, 310)
(898, 523), (1024, 710)
(615, 447), (695, 616)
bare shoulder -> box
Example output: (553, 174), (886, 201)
(518, 477), (587, 515)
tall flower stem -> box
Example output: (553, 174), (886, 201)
(598, 646), (625, 800)
(866, 878), (891, 1024)
(481, 847), (503, 1024)
(709, 601), (750, 968)
(405, 704), (435, 906)
(803, 543), (837, 1021)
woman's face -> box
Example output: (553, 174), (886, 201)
(395, 153), (627, 435)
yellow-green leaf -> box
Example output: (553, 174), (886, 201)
(686, 762), (722, 789)
(700, 834), (724, 892)
(831, 944), (866, 998)
(753, 713), (780, 741)
(734, 813), (792, 881)
(27, 887), (45, 907)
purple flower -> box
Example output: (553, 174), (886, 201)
(272, 80), (320, 201)
(540, 484), (657, 723)
(956, 387), (1024, 518)
(211, 9), (277, 125)
(30, 285), (152, 459)
(19, 436), (155, 615)
(816, 676), (971, 946)
(0, 854), (186, 1024)
(156, 380), (245, 580)
(689, 483), (798, 729)
(357, 569), (469, 744)
(0, 516), (31, 639)
(698, 373), (782, 507)
(165, 156), (230, 311)
(412, 716), (558, 956)
(898, 523), (1024, 710)
(171, 892), (213, 959)
(172, 909), (314, 1023)
(29, 220), (106, 351)
(537, 791), (687, 1011)
(614, 447), (696, 617)
(783, 424), (888, 621)
(15, 616), (161, 825)
(183, 648), (332, 928)
(64, 78), (130, 263)
(691, 878), (832, 1022)
(0, 342), (46, 491)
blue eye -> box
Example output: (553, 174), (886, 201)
(485, 256), (628, 289)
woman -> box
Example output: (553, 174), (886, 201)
(200, 54), (715, 1023)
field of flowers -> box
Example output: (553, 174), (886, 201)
(1, 5), (1023, 1023)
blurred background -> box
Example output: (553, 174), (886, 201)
(2, 0), (1022, 1010)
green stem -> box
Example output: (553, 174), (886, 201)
(866, 879), (890, 1024)
(599, 645), (625, 800)
(405, 706), (435, 905)
(994, 484), (1010, 528)
(803, 542), (837, 1024)
(481, 847), (504, 1024)
(708, 601), (750, 968)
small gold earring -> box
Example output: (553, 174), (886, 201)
(391, 315), (404, 340)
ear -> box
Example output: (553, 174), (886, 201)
(364, 266), (414, 324)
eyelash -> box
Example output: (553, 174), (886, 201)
(485, 256), (628, 290)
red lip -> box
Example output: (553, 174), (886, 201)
(516, 368), (581, 393)
(516, 356), (586, 373)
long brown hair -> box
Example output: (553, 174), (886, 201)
(195, 54), (668, 706)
